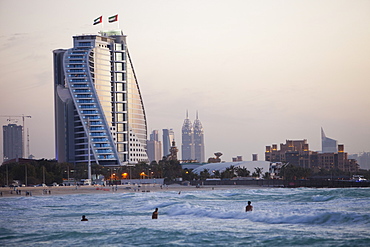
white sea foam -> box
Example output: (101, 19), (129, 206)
(1, 187), (369, 246)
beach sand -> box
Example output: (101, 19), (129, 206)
(0, 184), (264, 197)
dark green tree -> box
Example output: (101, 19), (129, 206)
(200, 169), (210, 180)
(236, 167), (250, 177)
(182, 169), (198, 181)
(280, 164), (312, 180)
(254, 167), (263, 178)
(221, 166), (236, 179)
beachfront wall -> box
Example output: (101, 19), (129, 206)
(189, 179), (370, 188)
(121, 178), (164, 185)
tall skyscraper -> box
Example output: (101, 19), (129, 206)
(147, 130), (162, 163)
(181, 111), (205, 162)
(321, 128), (337, 153)
(3, 124), (23, 160)
(181, 111), (194, 161)
(53, 30), (148, 166)
(193, 112), (205, 162)
(162, 129), (175, 157)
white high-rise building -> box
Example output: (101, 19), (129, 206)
(53, 30), (148, 166)
(321, 128), (337, 153)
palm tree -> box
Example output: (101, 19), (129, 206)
(200, 169), (210, 180)
(254, 167), (263, 178)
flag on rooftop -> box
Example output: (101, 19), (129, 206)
(93, 16), (102, 25)
(108, 14), (118, 23)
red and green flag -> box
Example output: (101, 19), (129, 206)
(108, 14), (118, 23)
(93, 16), (102, 25)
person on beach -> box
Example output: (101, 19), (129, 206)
(246, 201), (253, 212)
(81, 215), (88, 221)
(152, 208), (158, 219)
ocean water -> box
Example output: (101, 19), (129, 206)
(0, 187), (369, 246)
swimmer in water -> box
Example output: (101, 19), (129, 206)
(246, 201), (253, 212)
(81, 215), (88, 221)
(152, 208), (158, 219)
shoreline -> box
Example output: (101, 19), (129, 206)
(0, 184), (266, 198)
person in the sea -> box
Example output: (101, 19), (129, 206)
(152, 208), (158, 219)
(81, 215), (88, 221)
(246, 201), (253, 212)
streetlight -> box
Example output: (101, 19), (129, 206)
(87, 118), (91, 184)
(25, 164), (27, 186)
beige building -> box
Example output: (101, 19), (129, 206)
(265, 140), (358, 172)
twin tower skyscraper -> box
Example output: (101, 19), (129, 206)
(147, 112), (205, 163)
(181, 111), (205, 163)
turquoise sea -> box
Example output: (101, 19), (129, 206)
(0, 187), (369, 246)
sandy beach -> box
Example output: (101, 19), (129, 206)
(0, 184), (265, 198)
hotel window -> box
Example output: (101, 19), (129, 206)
(115, 73), (124, 81)
(117, 123), (126, 132)
(116, 83), (125, 92)
(116, 93), (124, 102)
(115, 44), (123, 50)
(78, 42), (91, 47)
(117, 143), (125, 152)
(115, 53), (123, 60)
(116, 103), (127, 112)
(115, 63), (123, 71)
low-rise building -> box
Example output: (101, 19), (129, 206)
(265, 140), (358, 172)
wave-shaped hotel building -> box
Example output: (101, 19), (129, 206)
(53, 29), (148, 166)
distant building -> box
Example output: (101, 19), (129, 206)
(350, 152), (370, 170)
(53, 30), (148, 165)
(3, 124), (23, 160)
(181, 111), (194, 161)
(265, 139), (310, 168)
(252, 154), (258, 161)
(321, 128), (337, 153)
(193, 112), (205, 163)
(147, 130), (162, 163)
(163, 129), (175, 157)
(150, 130), (159, 142)
(232, 156), (243, 162)
(181, 111), (205, 162)
(265, 139), (358, 172)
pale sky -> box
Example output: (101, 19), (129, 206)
(0, 0), (369, 163)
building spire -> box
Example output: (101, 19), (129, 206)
(186, 109), (189, 119)
(321, 127), (326, 139)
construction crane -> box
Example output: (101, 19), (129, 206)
(0, 115), (32, 158)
